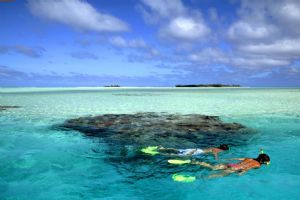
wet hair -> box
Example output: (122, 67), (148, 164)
(219, 144), (229, 150)
(255, 153), (270, 164)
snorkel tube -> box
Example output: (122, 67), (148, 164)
(260, 148), (264, 154)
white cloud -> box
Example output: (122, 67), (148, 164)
(228, 21), (277, 41)
(279, 2), (300, 21)
(28, 0), (129, 32)
(239, 39), (300, 57)
(189, 47), (290, 69)
(231, 57), (290, 68)
(271, 1), (300, 34)
(139, 0), (210, 42)
(228, 1), (300, 40)
(140, 0), (185, 19)
(224, 0), (300, 71)
(160, 17), (210, 41)
(189, 48), (228, 63)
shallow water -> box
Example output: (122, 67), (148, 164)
(0, 87), (300, 200)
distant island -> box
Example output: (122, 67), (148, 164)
(104, 85), (120, 87)
(175, 84), (240, 87)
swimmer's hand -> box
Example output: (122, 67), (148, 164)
(238, 169), (248, 176)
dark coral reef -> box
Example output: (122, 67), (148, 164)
(60, 112), (250, 148)
(0, 106), (21, 111)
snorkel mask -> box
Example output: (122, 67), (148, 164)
(260, 148), (271, 165)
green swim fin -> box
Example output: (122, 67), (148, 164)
(141, 146), (159, 156)
(172, 174), (196, 183)
(168, 159), (191, 165)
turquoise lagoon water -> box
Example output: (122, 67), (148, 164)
(0, 87), (300, 200)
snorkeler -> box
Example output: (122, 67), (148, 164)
(156, 144), (229, 159)
(192, 153), (270, 178)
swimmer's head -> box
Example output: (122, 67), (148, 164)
(219, 144), (229, 151)
(255, 153), (270, 165)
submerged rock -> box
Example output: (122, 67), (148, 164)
(0, 106), (21, 111)
(60, 112), (249, 148)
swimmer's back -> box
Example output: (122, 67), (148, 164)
(229, 158), (261, 171)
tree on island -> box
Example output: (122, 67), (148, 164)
(104, 85), (120, 87)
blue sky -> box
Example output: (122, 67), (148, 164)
(0, 0), (300, 87)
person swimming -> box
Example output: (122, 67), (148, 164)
(192, 153), (270, 178)
(157, 144), (229, 159)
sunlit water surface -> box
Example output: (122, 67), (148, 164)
(0, 87), (300, 200)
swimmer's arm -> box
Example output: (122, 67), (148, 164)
(225, 157), (246, 161)
(202, 148), (213, 153)
(158, 147), (177, 151)
(187, 149), (197, 156)
(238, 165), (256, 175)
(203, 148), (219, 159)
(213, 151), (219, 160)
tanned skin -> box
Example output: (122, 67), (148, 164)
(192, 156), (269, 178)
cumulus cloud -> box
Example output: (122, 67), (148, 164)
(160, 17), (210, 41)
(138, 0), (210, 42)
(221, 0), (300, 72)
(138, 0), (185, 24)
(28, 0), (129, 32)
(188, 47), (290, 70)
(270, 1), (300, 35)
(239, 39), (300, 57)
(276, 2), (300, 22)
(9, 0), (299, 86)
(141, 0), (185, 18)
(228, 21), (277, 41)
(135, 0), (300, 76)
(228, 0), (300, 41)
(0, 45), (44, 58)
(231, 57), (290, 69)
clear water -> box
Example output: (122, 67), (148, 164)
(0, 87), (300, 200)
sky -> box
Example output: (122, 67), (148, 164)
(0, 0), (300, 87)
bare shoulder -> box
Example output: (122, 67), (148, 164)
(203, 147), (213, 153)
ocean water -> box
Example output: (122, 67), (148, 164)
(0, 87), (300, 200)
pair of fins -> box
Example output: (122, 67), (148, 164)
(141, 146), (196, 183)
